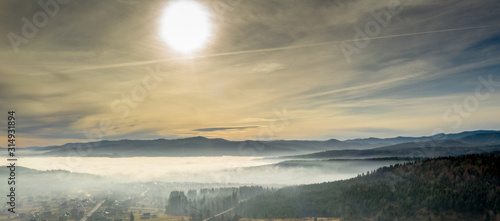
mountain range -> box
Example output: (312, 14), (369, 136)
(286, 131), (500, 159)
(8, 130), (500, 157)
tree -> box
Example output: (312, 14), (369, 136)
(167, 191), (189, 215)
(130, 212), (135, 221)
(485, 211), (491, 221)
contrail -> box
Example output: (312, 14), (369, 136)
(58, 25), (491, 74)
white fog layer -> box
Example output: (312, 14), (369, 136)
(2, 157), (408, 185)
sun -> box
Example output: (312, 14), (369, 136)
(160, 0), (212, 54)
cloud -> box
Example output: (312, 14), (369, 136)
(193, 126), (258, 132)
(251, 63), (286, 73)
(1, 0), (500, 145)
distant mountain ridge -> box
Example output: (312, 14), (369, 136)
(287, 131), (500, 159)
(374, 132), (500, 151)
(344, 130), (499, 147)
(9, 130), (500, 157)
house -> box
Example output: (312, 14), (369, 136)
(140, 212), (151, 219)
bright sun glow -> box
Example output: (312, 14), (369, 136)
(160, 0), (212, 54)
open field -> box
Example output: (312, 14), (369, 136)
(240, 218), (340, 221)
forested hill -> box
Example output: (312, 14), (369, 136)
(235, 153), (500, 221)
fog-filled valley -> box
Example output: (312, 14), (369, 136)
(2, 131), (500, 220)
(0, 157), (417, 185)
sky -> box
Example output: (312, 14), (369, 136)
(1, 0), (500, 147)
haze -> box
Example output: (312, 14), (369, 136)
(0, 156), (404, 185)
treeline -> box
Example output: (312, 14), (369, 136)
(165, 186), (269, 221)
(235, 153), (500, 220)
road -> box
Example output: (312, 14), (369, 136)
(141, 187), (150, 196)
(80, 199), (105, 221)
(202, 199), (247, 221)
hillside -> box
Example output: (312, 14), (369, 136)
(235, 153), (500, 220)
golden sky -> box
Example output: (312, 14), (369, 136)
(1, 0), (500, 147)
